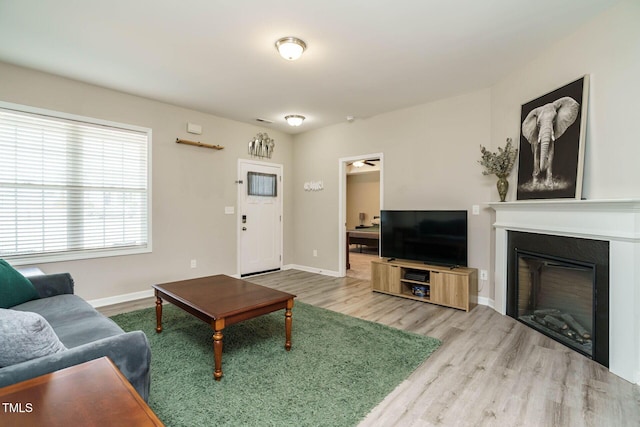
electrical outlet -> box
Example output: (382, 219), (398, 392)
(190, 259), (197, 268)
(313, 249), (318, 257)
(480, 269), (488, 280)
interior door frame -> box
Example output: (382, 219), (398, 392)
(236, 158), (284, 276)
(337, 152), (384, 277)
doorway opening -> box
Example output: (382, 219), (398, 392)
(338, 153), (384, 278)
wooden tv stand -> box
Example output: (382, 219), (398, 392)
(371, 258), (478, 312)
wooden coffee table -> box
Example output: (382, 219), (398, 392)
(152, 274), (296, 381)
(0, 357), (163, 426)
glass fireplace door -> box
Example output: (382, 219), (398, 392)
(515, 249), (596, 358)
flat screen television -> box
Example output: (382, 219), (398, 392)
(380, 210), (468, 267)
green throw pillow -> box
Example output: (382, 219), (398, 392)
(0, 259), (39, 309)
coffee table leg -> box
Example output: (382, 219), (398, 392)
(155, 296), (163, 333)
(213, 319), (225, 381)
(285, 298), (293, 351)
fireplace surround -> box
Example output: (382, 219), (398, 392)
(490, 199), (640, 384)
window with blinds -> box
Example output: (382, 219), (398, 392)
(0, 103), (151, 264)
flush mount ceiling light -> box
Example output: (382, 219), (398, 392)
(275, 37), (306, 60)
(285, 115), (305, 127)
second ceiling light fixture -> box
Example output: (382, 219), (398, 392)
(276, 37), (307, 127)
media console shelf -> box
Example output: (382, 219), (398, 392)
(371, 258), (478, 312)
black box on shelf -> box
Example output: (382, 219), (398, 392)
(405, 271), (429, 282)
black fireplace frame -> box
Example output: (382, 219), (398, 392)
(507, 231), (609, 367)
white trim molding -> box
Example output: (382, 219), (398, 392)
(283, 264), (341, 277)
(88, 289), (154, 309)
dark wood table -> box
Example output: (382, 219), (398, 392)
(152, 274), (296, 381)
(346, 228), (379, 269)
(0, 357), (163, 426)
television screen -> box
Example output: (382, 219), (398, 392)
(380, 210), (468, 267)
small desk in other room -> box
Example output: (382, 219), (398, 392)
(346, 227), (379, 269)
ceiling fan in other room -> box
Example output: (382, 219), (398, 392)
(348, 158), (379, 168)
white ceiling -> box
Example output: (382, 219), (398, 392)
(0, 0), (619, 134)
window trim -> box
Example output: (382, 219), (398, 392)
(0, 101), (153, 266)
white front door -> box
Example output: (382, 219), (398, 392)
(238, 160), (283, 276)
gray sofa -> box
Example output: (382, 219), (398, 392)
(0, 273), (151, 401)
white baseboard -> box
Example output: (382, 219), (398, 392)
(88, 289), (154, 308)
(282, 264), (341, 277)
(478, 296), (494, 309)
(87, 269), (495, 311)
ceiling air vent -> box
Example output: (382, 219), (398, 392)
(256, 118), (273, 124)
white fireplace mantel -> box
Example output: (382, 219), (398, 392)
(489, 199), (640, 384)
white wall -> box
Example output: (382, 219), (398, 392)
(0, 62), (294, 302)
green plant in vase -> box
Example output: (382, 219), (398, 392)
(479, 138), (518, 202)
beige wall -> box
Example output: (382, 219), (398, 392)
(346, 172), (380, 229)
(292, 89), (493, 279)
(491, 0), (640, 200)
(1, 0), (637, 307)
(291, 0), (640, 304)
(487, 0), (640, 301)
(0, 62), (294, 301)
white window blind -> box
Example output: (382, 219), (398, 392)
(0, 103), (151, 264)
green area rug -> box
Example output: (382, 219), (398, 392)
(111, 301), (440, 427)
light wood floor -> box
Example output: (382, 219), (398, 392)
(99, 269), (640, 427)
(347, 248), (376, 281)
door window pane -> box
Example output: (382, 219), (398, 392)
(247, 172), (277, 197)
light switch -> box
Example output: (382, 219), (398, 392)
(225, 206), (234, 214)
(472, 205), (480, 215)
(187, 122), (202, 135)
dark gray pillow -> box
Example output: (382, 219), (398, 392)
(0, 308), (67, 367)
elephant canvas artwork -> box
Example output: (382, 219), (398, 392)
(516, 76), (589, 200)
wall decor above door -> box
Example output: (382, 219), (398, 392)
(249, 133), (275, 159)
